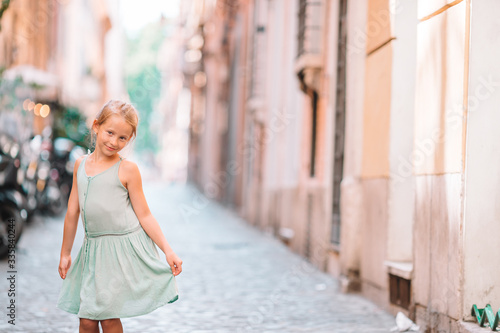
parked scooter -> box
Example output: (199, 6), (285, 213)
(18, 135), (41, 219)
(38, 135), (65, 216)
(0, 133), (26, 258)
(66, 144), (86, 188)
(27, 129), (65, 216)
(52, 137), (76, 204)
(43, 137), (86, 211)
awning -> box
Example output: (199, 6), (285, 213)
(3, 65), (59, 101)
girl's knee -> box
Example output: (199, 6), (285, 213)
(80, 318), (98, 329)
(100, 318), (122, 329)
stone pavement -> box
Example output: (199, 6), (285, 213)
(0, 182), (396, 332)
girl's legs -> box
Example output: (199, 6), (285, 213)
(100, 318), (123, 333)
(79, 318), (99, 333)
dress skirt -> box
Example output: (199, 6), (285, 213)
(57, 225), (178, 320)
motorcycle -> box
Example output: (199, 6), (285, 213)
(52, 137), (76, 204)
(44, 137), (86, 212)
(0, 133), (26, 258)
(66, 144), (86, 188)
(26, 130), (65, 216)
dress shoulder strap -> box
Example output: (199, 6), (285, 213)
(78, 154), (89, 176)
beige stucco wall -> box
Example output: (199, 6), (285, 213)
(263, 0), (303, 192)
(199, 54), (223, 193)
(412, 1), (467, 327)
(414, 2), (465, 176)
(387, 0), (417, 263)
(414, 174), (462, 324)
(418, 0), (458, 20)
(240, 0), (309, 253)
(463, 0), (500, 318)
(360, 178), (389, 301)
(259, 0), (333, 268)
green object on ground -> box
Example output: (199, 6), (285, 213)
(471, 304), (500, 331)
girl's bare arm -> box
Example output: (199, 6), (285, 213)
(124, 160), (183, 276)
(58, 156), (83, 279)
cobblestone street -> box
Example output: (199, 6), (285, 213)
(0, 182), (395, 333)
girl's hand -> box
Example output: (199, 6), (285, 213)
(58, 255), (72, 279)
(166, 252), (183, 276)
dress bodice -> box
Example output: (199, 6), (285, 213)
(77, 155), (141, 237)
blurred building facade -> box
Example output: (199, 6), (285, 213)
(0, 0), (124, 136)
(182, 0), (500, 332)
(156, 17), (190, 182)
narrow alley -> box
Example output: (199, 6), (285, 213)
(0, 181), (395, 333)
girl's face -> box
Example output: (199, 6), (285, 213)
(93, 114), (134, 156)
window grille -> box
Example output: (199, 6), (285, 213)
(297, 0), (324, 58)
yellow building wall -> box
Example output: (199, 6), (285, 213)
(361, 43), (392, 178)
(361, 0), (393, 179)
(358, 0), (393, 307)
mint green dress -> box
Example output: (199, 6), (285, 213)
(56, 155), (178, 320)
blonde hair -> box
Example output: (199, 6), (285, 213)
(89, 100), (139, 152)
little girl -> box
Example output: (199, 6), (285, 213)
(57, 100), (182, 333)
